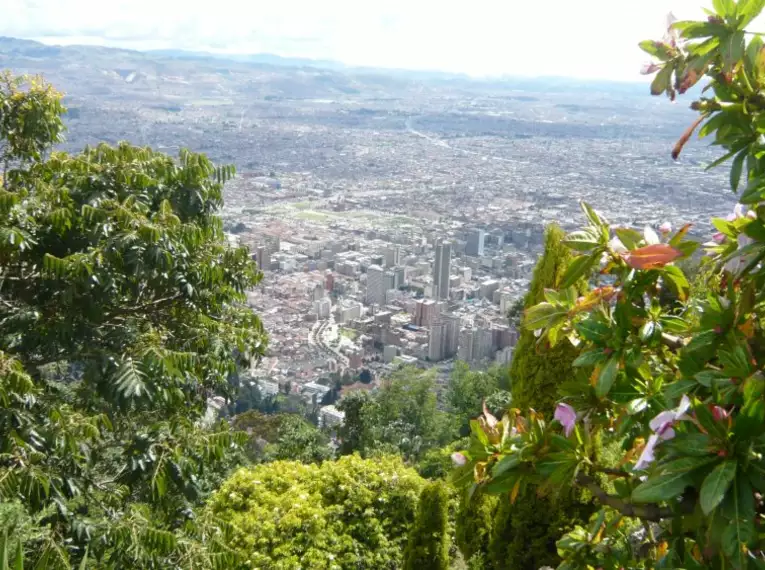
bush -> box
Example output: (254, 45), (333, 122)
(456, 5), (765, 566)
(403, 481), (451, 570)
(208, 455), (426, 569)
(454, 489), (498, 563)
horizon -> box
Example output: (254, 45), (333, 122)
(5, 0), (764, 81)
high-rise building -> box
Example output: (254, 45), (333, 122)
(428, 321), (446, 362)
(393, 266), (406, 289)
(365, 265), (385, 307)
(312, 283), (325, 301)
(313, 297), (331, 319)
(442, 313), (461, 358)
(383, 271), (396, 292)
(325, 271), (335, 292)
(414, 299), (440, 327)
(466, 230), (485, 257)
(384, 245), (401, 268)
(433, 240), (452, 300)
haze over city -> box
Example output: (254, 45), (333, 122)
(5, 0), (760, 79)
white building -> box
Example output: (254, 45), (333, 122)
(320, 405), (345, 428)
(366, 264), (386, 306)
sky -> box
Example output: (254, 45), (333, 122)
(3, 0), (765, 81)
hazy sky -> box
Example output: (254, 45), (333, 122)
(4, 0), (764, 80)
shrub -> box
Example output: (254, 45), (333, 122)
(208, 455), (426, 569)
(403, 481), (451, 570)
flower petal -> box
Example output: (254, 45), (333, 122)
(634, 434), (660, 471)
(451, 452), (467, 467)
(554, 403), (577, 437)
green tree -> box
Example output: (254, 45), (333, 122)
(265, 414), (333, 464)
(454, 489), (498, 566)
(403, 481), (451, 570)
(0, 73), (266, 567)
(446, 362), (502, 434)
(510, 223), (582, 415)
(484, 224), (588, 570)
(208, 455), (426, 570)
(338, 367), (453, 460)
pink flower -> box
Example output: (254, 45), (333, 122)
(641, 63), (661, 75)
(727, 204), (756, 221)
(712, 406), (730, 422)
(712, 232), (726, 244)
(659, 222), (672, 234)
(554, 403), (577, 437)
(634, 396), (690, 471)
(451, 452), (467, 467)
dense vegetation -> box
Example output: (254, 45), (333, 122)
(456, 2), (765, 568)
(4, 1), (761, 566)
(208, 455), (426, 570)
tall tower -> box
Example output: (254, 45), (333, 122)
(366, 265), (385, 307)
(433, 240), (452, 300)
(384, 245), (401, 268)
(466, 230), (485, 257)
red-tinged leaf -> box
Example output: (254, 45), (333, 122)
(672, 116), (705, 160)
(623, 244), (683, 270)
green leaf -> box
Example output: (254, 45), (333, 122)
(675, 20), (728, 39)
(738, 0), (765, 28)
(661, 265), (690, 301)
(650, 65), (673, 96)
(492, 454), (520, 477)
(563, 229), (602, 252)
(614, 228), (643, 250)
(523, 302), (567, 331)
(700, 460), (738, 514)
(719, 345), (752, 378)
(713, 0), (735, 17)
(580, 202), (606, 228)
(658, 455), (718, 475)
(632, 472), (692, 503)
(730, 149), (747, 191)
(664, 433), (713, 456)
(576, 320), (611, 344)
(572, 350), (607, 368)
(560, 253), (598, 288)
(595, 356), (619, 398)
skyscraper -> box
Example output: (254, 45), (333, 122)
(466, 230), (485, 257)
(442, 313), (461, 358)
(428, 321), (446, 362)
(366, 265), (385, 307)
(384, 245), (401, 268)
(433, 240), (452, 300)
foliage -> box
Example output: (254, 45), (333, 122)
(338, 367), (453, 460)
(446, 362), (510, 435)
(509, 223), (583, 416)
(417, 439), (469, 480)
(454, 489), (498, 564)
(231, 411), (332, 463)
(208, 454), (427, 570)
(403, 481), (451, 570)
(0, 73), (266, 567)
(456, 4), (765, 567)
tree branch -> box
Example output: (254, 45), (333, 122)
(661, 333), (685, 350)
(576, 473), (691, 522)
(104, 294), (183, 319)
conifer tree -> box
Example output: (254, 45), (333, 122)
(455, 489), (497, 565)
(403, 481), (450, 570)
(487, 223), (590, 570)
(510, 223), (581, 414)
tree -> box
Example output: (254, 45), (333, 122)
(509, 223), (582, 415)
(0, 73), (266, 567)
(455, 489), (498, 566)
(265, 414), (333, 464)
(483, 224), (589, 569)
(208, 455), (427, 570)
(445, 362), (502, 435)
(456, 4), (765, 567)
(403, 481), (451, 570)
(338, 367), (453, 460)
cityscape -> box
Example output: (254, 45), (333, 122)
(1, 35), (737, 428)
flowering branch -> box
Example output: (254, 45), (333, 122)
(575, 474), (692, 522)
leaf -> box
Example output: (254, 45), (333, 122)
(730, 149), (747, 191)
(580, 202), (607, 228)
(563, 230), (602, 252)
(115, 359), (147, 399)
(721, 31), (746, 73)
(664, 433), (713, 456)
(624, 244), (683, 270)
(719, 345), (752, 378)
(738, 0), (765, 28)
(573, 350), (607, 368)
(661, 265), (691, 301)
(595, 356), (619, 398)
(615, 228), (643, 250)
(659, 455), (718, 475)
(575, 320), (611, 344)
(560, 253), (598, 288)
(700, 461), (737, 514)
(632, 472), (692, 503)
(651, 64), (674, 96)
(523, 302), (567, 331)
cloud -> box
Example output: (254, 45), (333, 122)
(2, 0), (764, 80)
